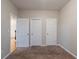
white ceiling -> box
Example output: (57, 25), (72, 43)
(11, 0), (70, 10)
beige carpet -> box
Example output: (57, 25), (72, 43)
(6, 46), (76, 59)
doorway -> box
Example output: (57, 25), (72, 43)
(46, 18), (57, 45)
(30, 17), (42, 46)
(16, 18), (29, 47)
(10, 15), (16, 52)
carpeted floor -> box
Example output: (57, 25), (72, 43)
(6, 46), (76, 59)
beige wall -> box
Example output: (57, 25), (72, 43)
(18, 10), (58, 18)
(58, 0), (77, 56)
(18, 10), (59, 46)
(1, 0), (17, 58)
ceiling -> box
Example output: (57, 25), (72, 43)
(11, 0), (70, 10)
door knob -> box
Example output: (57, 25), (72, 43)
(31, 33), (33, 35)
(46, 33), (48, 35)
(27, 33), (29, 35)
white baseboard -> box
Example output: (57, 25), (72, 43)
(41, 45), (46, 46)
(58, 44), (77, 58)
(3, 52), (12, 59)
(41, 44), (58, 46)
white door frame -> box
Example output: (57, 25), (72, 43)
(16, 17), (30, 47)
(46, 18), (57, 45)
(30, 17), (42, 46)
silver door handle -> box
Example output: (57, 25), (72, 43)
(27, 33), (29, 35)
(46, 33), (48, 35)
(31, 33), (33, 35)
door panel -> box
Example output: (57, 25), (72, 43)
(16, 18), (29, 47)
(46, 18), (57, 45)
(30, 18), (42, 46)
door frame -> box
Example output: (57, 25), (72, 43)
(30, 17), (43, 46)
(16, 17), (30, 47)
(46, 18), (57, 46)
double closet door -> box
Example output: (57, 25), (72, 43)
(16, 18), (42, 47)
(16, 17), (57, 47)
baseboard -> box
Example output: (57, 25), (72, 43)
(58, 44), (77, 58)
(3, 52), (12, 59)
(41, 44), (58, 47)
(41, 45), (47, 46)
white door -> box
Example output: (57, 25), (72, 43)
(30, 18), (42, 46)
(46, 18), (57, 45)
(16, 18), (29, 47)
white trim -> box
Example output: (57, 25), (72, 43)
(58, 44), (77, 58)
(41, 45), (47, 46)
(3, 52), (12, 59)
(41, 44), (58, 47)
